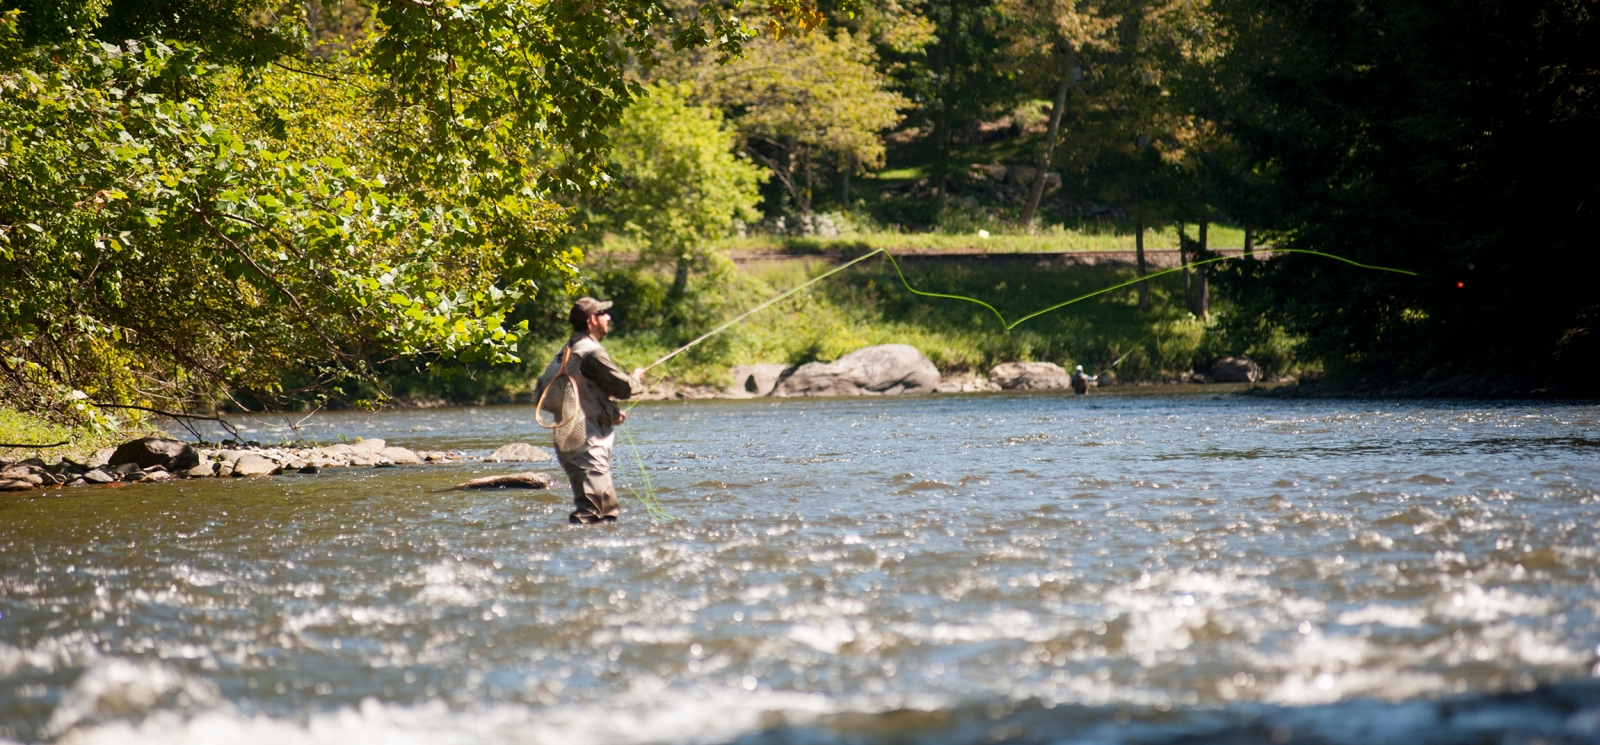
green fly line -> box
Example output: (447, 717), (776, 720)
(880, 248), (1416, 331)
(618, 422), (673, 519)
(613, 246), (1416, 518)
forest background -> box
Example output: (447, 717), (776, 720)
(1, 0), (1596, 448)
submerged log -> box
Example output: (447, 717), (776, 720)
(454, 472), (554, 490)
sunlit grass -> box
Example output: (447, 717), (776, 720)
(0, 407), (154, 464)
(593, 256), (1234, 389)
(716, 222), (1249, 254)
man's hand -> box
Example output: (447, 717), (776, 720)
(631, 367), (645, 383)
(615, 410), (627, 424)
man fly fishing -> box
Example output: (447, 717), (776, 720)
(535, 297), (645, 524)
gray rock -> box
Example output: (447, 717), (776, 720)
(298, 464), (320, 474)
(455, 472), (554, 490)
(319, 444), (357, 457)
(89, 448), (115, 468)
(1009, 165), (1040, 187)
(774, 345), (941, 397)
(378, 446), (422, 465)
(183, 463), (217, 478)
(485, 443), (554, 463)
(989, 361), (1071, 390)
(1211, 357), (1263, 383)
(108, 462), (142, 477)
(109, 437), (199, 472)
(0, 465), (37, 480)
(216, 463), (234, 478)
(727, 364), (791, 397)
(83, 469), (115, 484)
(0, 479), (35, 492)
(350, 438), (386, 454)
(231, 454), (280, 477)
(935, 375), (1002, 393)
(971, 163), (1008, 182)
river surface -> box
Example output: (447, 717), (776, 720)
(3, 390), (1599, 744)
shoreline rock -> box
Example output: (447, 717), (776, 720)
(0, 437), (487, 492)
(774, 344), (941, 397)
(989, 361), (1071, 390)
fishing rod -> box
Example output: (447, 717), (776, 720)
(640, 249), (888, 373)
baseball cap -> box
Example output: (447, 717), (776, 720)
(570, 296), (614, 330)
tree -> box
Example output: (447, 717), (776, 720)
(996, 0), (1117, 227)
(907, 0), (1021, 213)
(691, 27), (908, 215)
(0, 0), (826, 416)
(594, 82), (767, 300)
(1207, 0), (1600, 378)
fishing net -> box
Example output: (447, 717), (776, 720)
(536, 347), (588, 453)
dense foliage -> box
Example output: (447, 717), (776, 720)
(4, 0), (1595, 426)
(1207, 0), (1600, 379)
(0, 0), (808, 417)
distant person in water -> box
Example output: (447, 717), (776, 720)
(535, 297), (644, 524)
(1071, 365), (1096, 395)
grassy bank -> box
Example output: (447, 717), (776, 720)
(0, 407), (156, 464)
(716, 217), (1250, 255)
(384, 252), (1308, 403)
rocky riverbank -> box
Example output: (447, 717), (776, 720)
(656, 345), (1268, 400)
(0, 438), (556, 493)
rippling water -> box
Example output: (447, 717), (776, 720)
(3, 390), (1599, 744)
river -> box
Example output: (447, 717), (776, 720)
(2, 390), (1598, 744)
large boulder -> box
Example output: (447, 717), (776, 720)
(773, 345), (941, 397)
(727, 364), (791, 398)
(485, 443), (553, 463)
(108, 437), (199, 472)
(1211, 357), (1263, 383)
(989, 362), (1071, 390)
(231, 453), (280, 477)
(378, 446), (423, 465)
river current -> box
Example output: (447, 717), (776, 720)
(2, 390), (1599, 744)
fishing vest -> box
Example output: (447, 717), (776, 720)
(539, 335), (622, 426)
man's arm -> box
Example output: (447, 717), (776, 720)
(580, 347), (645, 400)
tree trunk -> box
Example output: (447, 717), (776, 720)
(838, 153), (852, 206)
(1018, 75), (1073, 227)
(932, 38), (953, 215)
(670, 255), (691, 301)
(801, 163), (813, 215)
(1197, 218), (1209, 319)
(1179, 223), (1193, 314)
(1135, 183), (1149, 311)
(1244, 224), (1255, 258)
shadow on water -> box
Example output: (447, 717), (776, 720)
(733, 681), (1600, 744)
(1158, 436), (1600, 461)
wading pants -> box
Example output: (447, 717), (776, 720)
(557, 417), (619, 524)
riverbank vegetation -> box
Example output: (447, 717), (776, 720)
(2, 0), (1595, 441)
